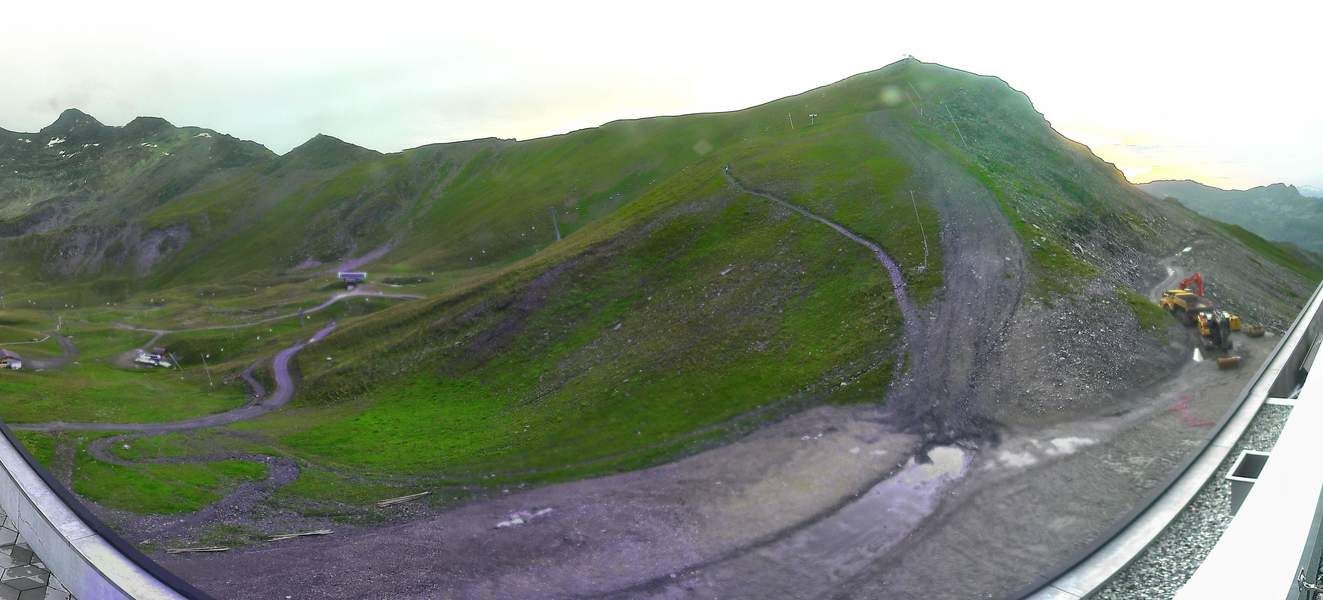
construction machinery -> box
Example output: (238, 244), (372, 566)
(1160, 272), (1248, 356)
(1196, 310), (1234, 352)
(1160, 272), (1215, 326)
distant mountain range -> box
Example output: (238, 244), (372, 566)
(1139, 179), (1323, 254)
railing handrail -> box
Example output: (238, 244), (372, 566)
(0, 421), (213, 599)
(1013, 280), (1323, 599)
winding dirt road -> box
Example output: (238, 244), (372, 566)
(21, 334), (77, 370)
(112, 289), (422, 366)
(723, 166), (920, 349)
(162, 147), (1025, 599)
(20, 284), (422, 432)
(15, 322), (338, 433)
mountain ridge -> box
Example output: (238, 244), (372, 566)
(1140, 178), (1323, 254)
(3, 60), (1320, 599)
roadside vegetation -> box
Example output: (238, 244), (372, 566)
(1118, 288), (1171, 342)
(0, 364), (243, 423)
(249, 167), (900, 485)
(71, 434), (266, 514)
(1209, 221), (1323, 283)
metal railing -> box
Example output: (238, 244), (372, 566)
(1015, 280), (1323, 599)
(0, 421), (212, 599)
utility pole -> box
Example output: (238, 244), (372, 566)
(201, 353), (214, 388)
(786, 113), (795, 130)
(910, 190), (929, 271)
(549, 207), (562, 241)
(941, 102), (969, 148)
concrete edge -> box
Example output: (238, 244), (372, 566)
(0, 425), (200, 600)
(1018, 280), (1323, 599)
(1176, 323), (1323, 598)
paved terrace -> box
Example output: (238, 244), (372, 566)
(0, 508), (72, 600)
(0, 423), (202, 600)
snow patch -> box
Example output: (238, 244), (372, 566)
(194, 132), (212, 138)
(46, 137), (65, 147)
(1182, 246), (1193, 254)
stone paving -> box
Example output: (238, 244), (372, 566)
(0, 510), (73, 600)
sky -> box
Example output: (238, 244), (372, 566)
(1, 0), (1319, 190)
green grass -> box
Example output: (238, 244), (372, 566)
(897, 100), (1100, 297)
(0, 363), (244, 424)
(73, 449), (266, 514)
(63, 327), (155, 359)
(6, 58), (1317, 519)
(12, 431), (55, 467)
(1211, 221), (1323, 283)
(240, 169), (898, 487)
(1118, 288), (1171, 341)
(729, 115), (943, 301)
(276, 467), (418, 508)
(155, 293), (397, 370)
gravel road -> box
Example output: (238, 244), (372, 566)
(162, 118), (1029, 599)
(20, 334), (77, 370)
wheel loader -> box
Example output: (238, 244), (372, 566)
(1160, 272), (1247, 361)
(1196, 310), (1235, 352)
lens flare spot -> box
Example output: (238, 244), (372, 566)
(880, 85), (905, 107)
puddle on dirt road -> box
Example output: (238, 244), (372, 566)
(778, 446), (969, 572)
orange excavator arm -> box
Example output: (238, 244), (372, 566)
(1178, 272), (1204, 296)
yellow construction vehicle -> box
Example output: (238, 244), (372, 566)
(1196, 310), (1235, 352)
(1161, 272), (1247, 355)
(1160, 289), (1213, 326)
(1160, 272), (1243, 331)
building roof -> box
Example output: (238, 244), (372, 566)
(0, 349), (20, 359)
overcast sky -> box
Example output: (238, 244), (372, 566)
(2, 1), (1319, 189)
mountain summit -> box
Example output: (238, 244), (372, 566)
(280, 133), (380, 168)
(40, 108), (103, 133)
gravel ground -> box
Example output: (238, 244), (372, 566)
(1095, 403), (1293, 599)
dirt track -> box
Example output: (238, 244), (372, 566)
(23, 287), (421, 430)
(160, 125), (1031, 599)
(14, 322), (337, 434)
(20, 333), (77, 370)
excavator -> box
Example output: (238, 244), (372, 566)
(1159, 272), (1248, 354)
(1159, 273), (1213, 326)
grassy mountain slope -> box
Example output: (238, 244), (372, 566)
(1141, 179), (1323, 254)
(4, 59), (1319, 516)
